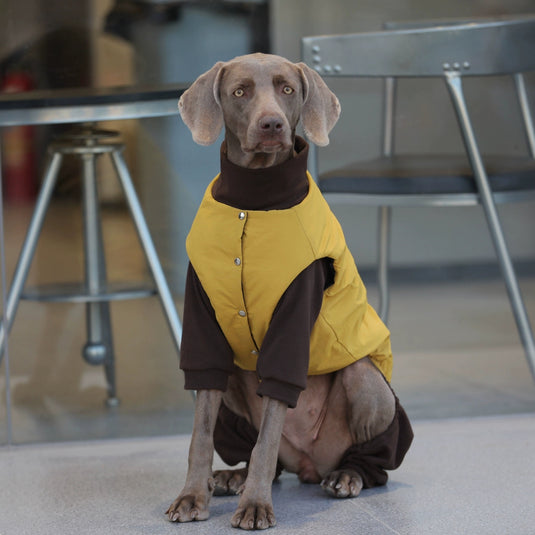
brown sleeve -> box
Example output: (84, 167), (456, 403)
(181, 258), (334, 406)
(179, 263), (235, 391)
(256, 258), (334, 408)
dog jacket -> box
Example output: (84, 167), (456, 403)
(186, 172), (392, 380)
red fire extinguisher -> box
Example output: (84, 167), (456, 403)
(1, 70), (37, 202)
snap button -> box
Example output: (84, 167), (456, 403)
(238, 310), (246, 317)
(238, 211), (246, 220)
(251, 350), (258, 355)
(234, 257), (241, 266)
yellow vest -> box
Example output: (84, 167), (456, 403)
(186, 173), (393, 381)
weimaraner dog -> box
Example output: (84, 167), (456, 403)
(167, 53), (413, 530)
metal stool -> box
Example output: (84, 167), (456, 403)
(0, 126), (182, 407)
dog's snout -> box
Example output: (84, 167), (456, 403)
(259, 116), (284, 132)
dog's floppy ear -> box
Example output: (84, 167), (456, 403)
(297, 63), (341, 147)
(178, 62), (225, 146)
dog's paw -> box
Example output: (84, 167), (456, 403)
(213, 467), (248, 496)
(321, 469), (363, 498)
(166, 486), (213, 523)
(231, 501), (277, 530)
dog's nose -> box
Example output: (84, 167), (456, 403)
(259, 116), (284, 132)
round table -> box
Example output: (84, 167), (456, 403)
(0, 83), (185, 126)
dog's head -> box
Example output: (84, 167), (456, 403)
(178, 53), (340, 154)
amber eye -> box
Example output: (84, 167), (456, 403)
(283, 86), (294, 95)
(233, 88), (245, 97)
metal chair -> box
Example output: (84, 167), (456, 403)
(302, 17), (535, 381)
(0, 126), (182, 406)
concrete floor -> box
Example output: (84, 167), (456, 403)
(1, 200), (535, 533)
(1, 414), (535, 535)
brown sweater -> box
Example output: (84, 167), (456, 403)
(180, 137), (334, 408)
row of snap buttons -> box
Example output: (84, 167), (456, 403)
(236, 210), (257, 354)
(237, 211), (246, 317)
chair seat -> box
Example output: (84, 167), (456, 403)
(319, 154), (535, 196)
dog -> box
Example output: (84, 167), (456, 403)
(166, 53), (413, 530)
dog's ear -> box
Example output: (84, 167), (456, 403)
(178, 62), (225, 146)
(297, 63), (341, 147)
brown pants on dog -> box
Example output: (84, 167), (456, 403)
(215, 390), (413, 489)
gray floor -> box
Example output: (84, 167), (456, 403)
(1, 413), (535, 535)
(1, 200), (535, 533)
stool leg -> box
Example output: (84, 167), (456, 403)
(110, 148), (182, 352)
(0, 152), (63, 361)
(80, 151), (118, 407)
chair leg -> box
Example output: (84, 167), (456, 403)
(445, 72), (535, 382)
(0, 151), (63, 362)
(377, 206), (391, 324)
(80, 150), (119, 406)
(110, 148), (183, 353)
(514, 73), (535, 158)
(308, 142), (319, 181)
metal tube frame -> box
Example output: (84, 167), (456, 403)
(377, 76), (397, 324)
(308, 142), (319, 182)
(0, 151), (63, 361)
(110, 148), (182, 354)
(0, 150), (62, 443)
(0, 141), (13, 444)
(81, 149), (118, 405)
(514, 73), (535, 158)
(445, 71), (535, 381)
(1, 138), (184, 414)
(377, 206), (391, 323)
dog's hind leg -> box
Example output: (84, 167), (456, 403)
(213, 467), (249, 496)
(343, 357), (396, 444)
(321, 357), (396, 498)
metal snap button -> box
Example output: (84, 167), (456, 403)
(234, 258), (241, 266)
(238, 211), (246, 220)
(238, 310), (246, 317)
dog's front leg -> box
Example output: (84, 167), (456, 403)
(166, 389), (222, 522)
(231, 396), (287, 530)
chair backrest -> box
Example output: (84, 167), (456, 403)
(302, 18), (535, 78)
(302, 17), (535, 169)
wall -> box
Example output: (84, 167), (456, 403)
(270, 0), (535, 272)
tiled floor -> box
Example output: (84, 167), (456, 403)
(1, 199), (535, 533)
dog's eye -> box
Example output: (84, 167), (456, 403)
(233, 88), (245, 97)
(283, 86), (294, 95)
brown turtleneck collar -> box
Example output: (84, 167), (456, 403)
(212, 136), (309, 210)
